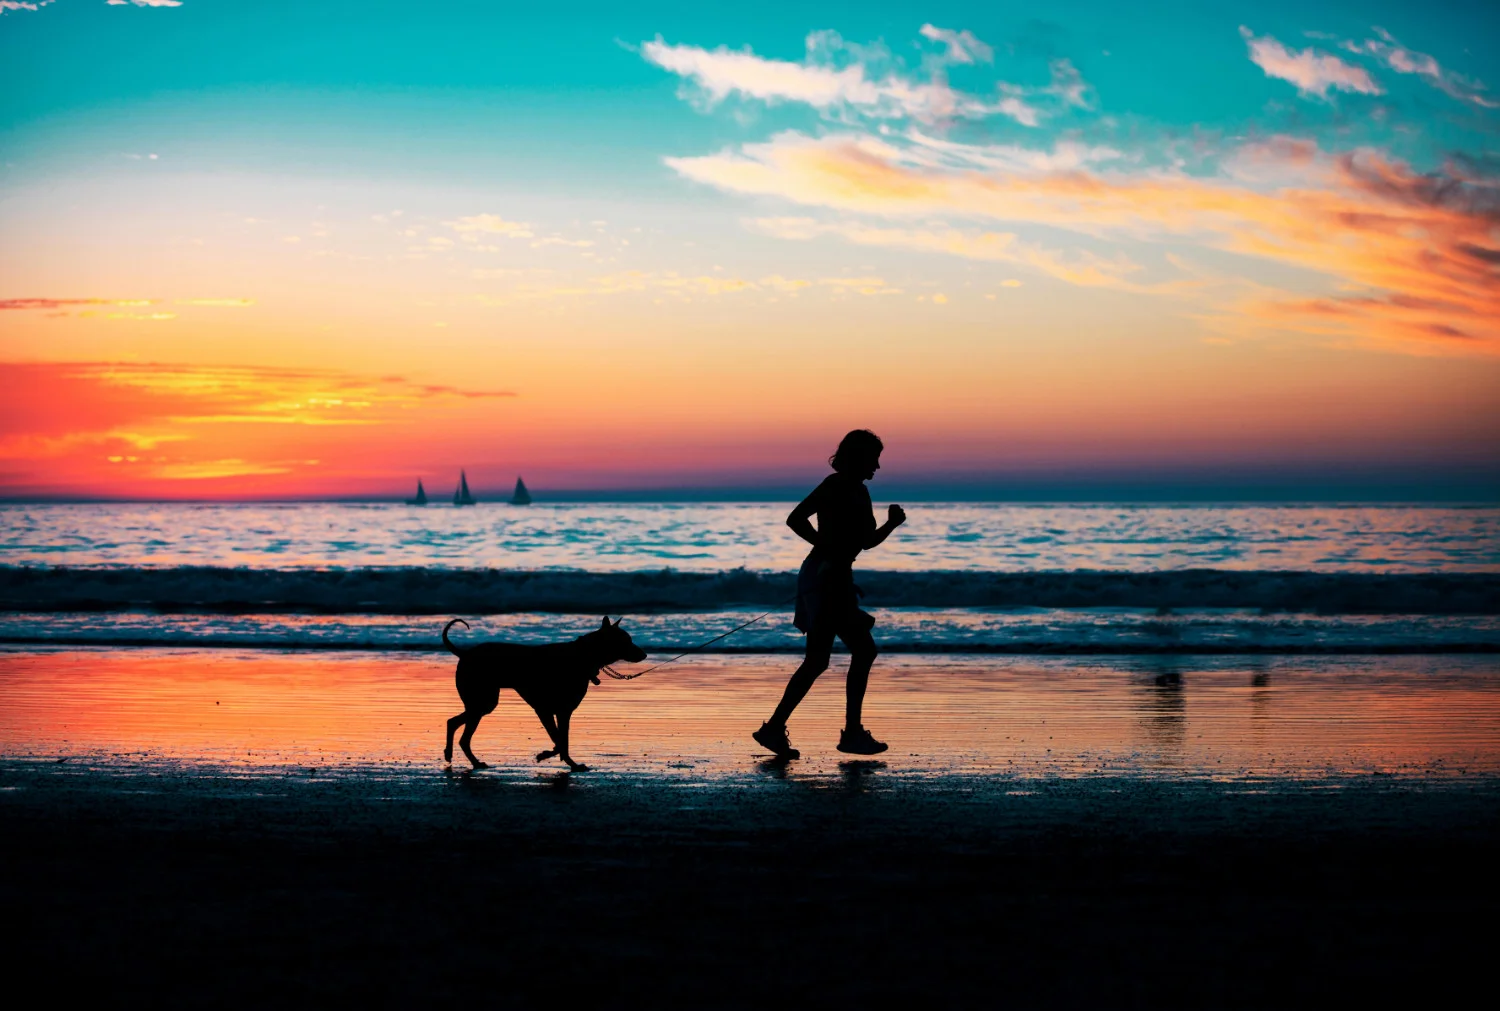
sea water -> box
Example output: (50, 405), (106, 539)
(0, 502), (1496, 651)
(3, 501), (1496, 571)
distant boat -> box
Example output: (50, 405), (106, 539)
(453, 470), (476, 507)
(510, 476), (532, 506)
(405, 479), (428, 506)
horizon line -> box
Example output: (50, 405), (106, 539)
(3, 488), (1498, 506)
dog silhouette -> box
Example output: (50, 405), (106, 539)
(442, 616), (647, 771)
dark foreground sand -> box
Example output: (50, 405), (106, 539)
(5, 648), (1499, 1003)
(4, 760), (1498, 1007)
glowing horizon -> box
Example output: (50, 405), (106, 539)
(2, 2), (1497, 499)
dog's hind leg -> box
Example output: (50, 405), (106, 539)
(444, 712), (467, 764)
(533, 708), (560, 763)
(458, 713), (488, 769)
(555, 710), (588, 772)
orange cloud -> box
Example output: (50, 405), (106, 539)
(0, 363), (515, 497)
(668, 133), (1500, 352)
(748, 216), (1165, 292)
(4, 297), (255, 316)
(0, 298), (152, 311)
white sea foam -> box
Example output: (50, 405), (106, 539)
(3, 608), (1497, 653)
(2, 566), (1495, 615)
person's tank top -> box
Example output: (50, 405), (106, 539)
(807, 473), (875, 569)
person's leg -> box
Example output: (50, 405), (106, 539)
(768, 626), (835, 727)
(838, 624), (879, 731)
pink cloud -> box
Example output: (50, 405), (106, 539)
(667, 131), (1500, 353)
(1240, 26), (1382, 99)
(918, 24), (992, 65)
(1341, 27), (1497, 109)
(641, 28), (1089, 128)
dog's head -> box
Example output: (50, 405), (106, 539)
(596, 616), (648, 663)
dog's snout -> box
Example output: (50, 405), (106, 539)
(628, 645), (648, 662)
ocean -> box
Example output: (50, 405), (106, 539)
(1, 501), (1496, 652)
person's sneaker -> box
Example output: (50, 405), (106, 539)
(837, 726), (889, 755)
(753, 722), (800, 759)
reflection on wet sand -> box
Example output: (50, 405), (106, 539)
(1136, 659), (1188, 767)
(1, 648), (1497, 782)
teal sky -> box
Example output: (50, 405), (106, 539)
(5, 1), (1496, 181)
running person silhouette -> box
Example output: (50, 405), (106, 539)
(754, 429), (906, 758)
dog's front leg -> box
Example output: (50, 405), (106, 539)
(555, 710), (588, 772)
(533, 707), (561, 762)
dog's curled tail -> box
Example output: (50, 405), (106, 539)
(442, 618), (471, 656)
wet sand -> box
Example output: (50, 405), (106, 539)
(4, 648), (1499, 1005)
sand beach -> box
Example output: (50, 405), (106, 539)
(4, 646), (1498, 1004)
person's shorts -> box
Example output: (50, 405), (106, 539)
(794, 584), (874, 637)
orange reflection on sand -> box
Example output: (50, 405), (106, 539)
(1, 650), (1498, 779)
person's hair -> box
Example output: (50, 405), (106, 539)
(829, 429), (884, 474)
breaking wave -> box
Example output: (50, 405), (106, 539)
(2, 565), (1497, 614)
(2, 609), (1497, 654)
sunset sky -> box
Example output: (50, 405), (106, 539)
(2, 0), (1497, 499)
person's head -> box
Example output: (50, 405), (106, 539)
(830, 429), (884, 481)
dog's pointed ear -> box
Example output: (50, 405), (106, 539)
(613, 617), (622, 627)
(601, 616), (611, 630)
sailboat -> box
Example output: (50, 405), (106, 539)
(405, 479), (428, 506)
(510, 476), (532, 506)
(453, 470), (476, 507)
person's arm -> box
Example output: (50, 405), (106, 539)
(864, 504), (907, 549)
(786, 488), (821, 547)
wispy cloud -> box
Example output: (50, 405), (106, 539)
(1, 298), (150, 311)
(749, 217), (1156, 292)
(1240, 26), (1382, 99)
(69, 364), (512, 413)
(1338, 27), (1497, 109)
(642, 35), (889, 111)
(0, 1), (55, 13)
(91, 311), (176, 321)
(4, 297), (253, 315)
(641, 27), (1091, 127)
(477, 270), (765, 304)
(444, 215), (603, 253)
(758, 275), (812, 293)
(0, 363), (516, 490)
(470, 267), (930, 304)
(917, 24), (992, 65)
(448, 214), (534, 238)
(668, 130), (1500, 352)
(816, 276), (901, 296)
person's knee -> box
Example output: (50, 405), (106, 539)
(800, 655), (831, 677)
(853, 642), (879, 664)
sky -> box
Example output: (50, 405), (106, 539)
(1, 0), (1497, 500)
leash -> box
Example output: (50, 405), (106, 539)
(599, 594), (798, 680)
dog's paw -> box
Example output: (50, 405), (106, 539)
(443, 747), (453, 763)
(567, 763), (590, 773)
(469, 761), (489, 770)
(535, 749), (558, 762)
